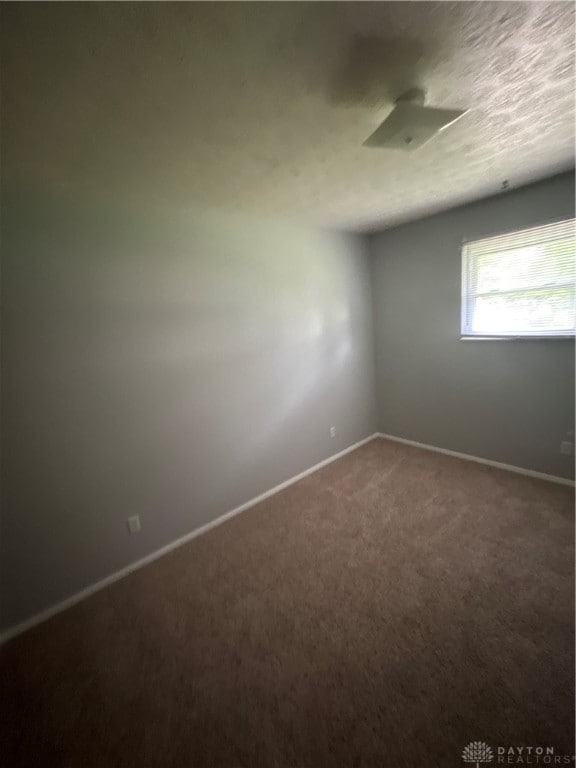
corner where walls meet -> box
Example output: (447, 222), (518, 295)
(0, 187), (377, 632)
(369, 171), (575, 481)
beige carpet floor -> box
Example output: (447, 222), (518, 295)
(1, 438), (574, 767)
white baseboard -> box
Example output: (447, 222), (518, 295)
(376, 432), (575, 487)
(0, 433), (379, 645)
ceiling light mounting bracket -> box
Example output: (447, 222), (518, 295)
(363, 87), (467, 151)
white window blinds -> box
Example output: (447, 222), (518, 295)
(461, 218), (576, 337)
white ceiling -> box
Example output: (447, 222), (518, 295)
(3, 2), (575, 230)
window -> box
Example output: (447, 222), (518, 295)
(461, 218), (576, 338)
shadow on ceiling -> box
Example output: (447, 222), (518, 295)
(329, 35), (432, 108)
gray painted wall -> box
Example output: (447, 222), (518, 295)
(2, 172), (573, 633)
(370, 172), (575, 480)
(0, 188), (376, 631)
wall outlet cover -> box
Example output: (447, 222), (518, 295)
(127, 515), (141, 534)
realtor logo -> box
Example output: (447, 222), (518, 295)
(462, 741), (574, 764)
(462, 742), (494, 767)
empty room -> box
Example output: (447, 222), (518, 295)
(1, 2), (574, 767)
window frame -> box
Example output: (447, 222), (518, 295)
(460, 217), (576, 341)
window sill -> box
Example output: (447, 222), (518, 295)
(460, 335), (575, 341)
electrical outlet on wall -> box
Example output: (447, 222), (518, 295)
(329, 426), (336, 438)
(560, 441), (574, 456)
(127, 515), (141, 534)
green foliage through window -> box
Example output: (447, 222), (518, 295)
(462, 219), (575, 337)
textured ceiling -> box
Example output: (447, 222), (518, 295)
(2, 2), (575, 230)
